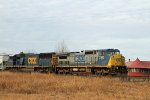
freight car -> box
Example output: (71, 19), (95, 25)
(54, 49), (127, 75)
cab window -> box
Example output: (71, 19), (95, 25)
(115, 52), (120, 54)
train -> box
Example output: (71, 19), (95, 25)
(2, 49), (127, 75)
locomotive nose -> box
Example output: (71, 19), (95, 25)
(109, 54), (125, 67)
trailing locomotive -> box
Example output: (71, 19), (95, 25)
(4, 49), (127, 75)
(5, 52), (55, 72)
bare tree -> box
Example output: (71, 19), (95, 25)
(55, 40), (69, 53)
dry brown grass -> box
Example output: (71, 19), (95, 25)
(0, 72), (149, 100)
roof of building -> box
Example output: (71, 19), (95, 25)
(126, 58), (150, 69)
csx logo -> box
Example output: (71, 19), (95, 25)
(75, 55), (85, 62)
(28, 57), (37, 64)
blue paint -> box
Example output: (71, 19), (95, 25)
(97, 50), (111, 66)
(39, 59), (51, 66)
(98, 55), (110, 66)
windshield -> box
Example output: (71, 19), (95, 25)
(100, 49), (120, 55)
(115, 51), (120, 54)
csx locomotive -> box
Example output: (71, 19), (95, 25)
(4, 49), (127, 75)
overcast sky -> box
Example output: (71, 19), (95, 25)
(0, 0), (150, 61)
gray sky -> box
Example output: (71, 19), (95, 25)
(0, 0), (150, 61)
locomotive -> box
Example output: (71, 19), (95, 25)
(4, 49), (127, 75)
(55, 49), (127, 75)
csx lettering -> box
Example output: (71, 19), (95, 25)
(28, 57), (36, 64)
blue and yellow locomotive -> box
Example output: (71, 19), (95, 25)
(55, 49), (127, 75)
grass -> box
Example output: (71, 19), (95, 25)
(0, 72), (149, 100)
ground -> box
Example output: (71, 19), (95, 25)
(0, 72), (149, 100)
